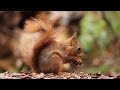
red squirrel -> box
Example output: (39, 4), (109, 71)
(19, 15), (83, 74)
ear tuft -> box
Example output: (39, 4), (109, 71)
(71, 32), (77, 43)
(65, 32), (78, 46)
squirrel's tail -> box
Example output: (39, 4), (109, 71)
(24, 14), (56, 46)
(24, 15), (55, 33)
(24, 15), (56, 72)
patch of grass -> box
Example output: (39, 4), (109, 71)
(84, 65), (110, 74)
(113, 66), (120, 73)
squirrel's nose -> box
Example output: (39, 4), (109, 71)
(74, 60), (83, 66)
(78, 60), (83, 66)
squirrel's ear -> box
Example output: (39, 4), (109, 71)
(72, 32), (77, 41)
(71, 32), (77, 45)
(66, 32), (77, 46)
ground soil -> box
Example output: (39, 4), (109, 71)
(0, 71), (120, 79)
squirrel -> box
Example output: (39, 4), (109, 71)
(19, 15), (83, 74)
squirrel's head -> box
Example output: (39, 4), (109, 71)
(63, 32), (83, 66)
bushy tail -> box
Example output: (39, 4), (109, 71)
(24, 14), (56, 47)
(24, 15), (56, 72)
(24, 15), (55, 33)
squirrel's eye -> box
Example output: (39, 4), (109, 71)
(78, 48), (81, 51)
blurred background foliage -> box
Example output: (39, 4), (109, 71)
(0, 11), (120, 76)
(79, 11), (120, 76)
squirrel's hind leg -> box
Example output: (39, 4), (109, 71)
(48, 53), (63, 74)
(39, 52), (64, 74)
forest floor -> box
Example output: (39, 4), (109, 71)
(0, 71), (120, 79)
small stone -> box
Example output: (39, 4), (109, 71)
(35, 73), (45, 79)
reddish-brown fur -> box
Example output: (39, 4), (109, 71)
(20, 15), (83, 74)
